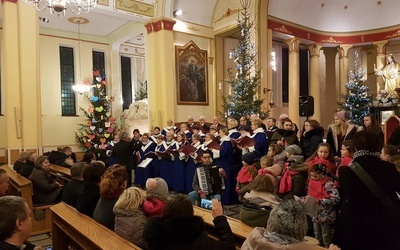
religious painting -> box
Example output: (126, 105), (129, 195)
(175, 41), (208, 105)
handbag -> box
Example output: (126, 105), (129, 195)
(239, 203), (271, 227)
(349, 162), (400, 225)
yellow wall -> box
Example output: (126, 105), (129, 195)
(39, 34), (109, 148)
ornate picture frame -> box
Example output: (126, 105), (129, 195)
(175, 41), (208, 105)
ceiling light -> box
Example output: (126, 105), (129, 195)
(173, 9), (183, 17)
(21, 0), (96, 16)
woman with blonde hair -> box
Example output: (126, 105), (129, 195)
(326, 111), (357, 157)
(93, 164), (127, 230)
(114, 187), (147, 248)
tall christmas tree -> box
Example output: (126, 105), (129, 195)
(221, 0), (266, 120)
(75, 70), (117, 150)
(339, 51), (372, 125)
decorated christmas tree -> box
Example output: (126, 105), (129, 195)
(221, 0), (266, 120)
(75, 70), (117, 150)
(339, 51), (372, 125)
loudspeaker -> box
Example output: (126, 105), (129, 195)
(299, 96), (314, 117)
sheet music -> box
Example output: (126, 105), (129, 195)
(138, 158), (153, 168)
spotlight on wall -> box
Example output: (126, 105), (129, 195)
(39, 17), (50, 23)
(173, 9), (183, 17)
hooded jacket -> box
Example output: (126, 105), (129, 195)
(113, 207), (147, 249)
(241, 227), (313, 250)
(143, 215), (235, 250)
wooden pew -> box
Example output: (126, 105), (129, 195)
(49, 164), (71, 185)
(51, 202), (141, 250)
(0, 165), (52, 235)
(193, 206), (325, 250)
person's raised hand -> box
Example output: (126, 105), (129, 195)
(328, 244), (341, 250)
(211, 199), (223, 218)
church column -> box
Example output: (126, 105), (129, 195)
(284, 38), (301, 128)
(322, 47), (338, 126)
(1, 0), (41, 163)
(307, 43), (322, 122)
(144, 18), (176, 129)
(338, 44), (353, 95)
(373, 40), (388, 92)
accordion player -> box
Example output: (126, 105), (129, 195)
(196, 165), (225, 195)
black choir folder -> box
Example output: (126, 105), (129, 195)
(232, 136), (256, 147)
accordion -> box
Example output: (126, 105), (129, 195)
(196, 165), (225, 195)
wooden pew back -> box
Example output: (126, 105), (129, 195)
(51, 202), (141, 250)
(0, 165), (52, 235)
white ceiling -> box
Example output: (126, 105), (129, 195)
(268, 0), (400, 32)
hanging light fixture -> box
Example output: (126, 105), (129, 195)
(21, 0), (96, 16)
(71, 17), (91, 95)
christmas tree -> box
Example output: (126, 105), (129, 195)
(221, 0), (266, 120)
(75, 70), (117, 150)
(339, 51), (372, 125)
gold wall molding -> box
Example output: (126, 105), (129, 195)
(115, 0), (155, 17)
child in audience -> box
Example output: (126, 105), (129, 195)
(143, 196), (235, 250)
(93, 164), (127, 230)
(236, 152), (259, 201)
(306, 143), (336, 174)
(142, 177), (168, 218)
(381, 144), (400, 161)
(258, 155), (282, 186)
(278, 162), (308, 198)
(307, 164), (340, 248)
(267, 144), (286, 166)
(76, 161), (105, 217)
(113, 187), (147, 249)
(29, 155), (62, 204)
(335, 140), (356, 184)
(240, 175), (279, 227)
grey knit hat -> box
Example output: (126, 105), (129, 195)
(266, 199), (306, 241)
(285, 145), (302, 156)
(146, 177), (168, 196)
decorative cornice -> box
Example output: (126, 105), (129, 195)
(145, 18), (176, 34)
(268, 17), (400, 45)
(214, 8), (240, 23)
(1, 0), (17, 3)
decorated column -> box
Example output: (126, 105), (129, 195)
(144, 18), (176, 129)
(338, 44), (353, 96)
(308, 44), (323, 122)
(284, 37), (301, 127)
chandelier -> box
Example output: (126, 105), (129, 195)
(21, 0), (96, 16)
(71, 17), (92, 94)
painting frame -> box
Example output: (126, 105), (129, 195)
(175, 41), (209, 105)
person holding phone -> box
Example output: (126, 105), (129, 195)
(143, 196), (235, 250)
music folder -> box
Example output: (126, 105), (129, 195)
(138, 158), (153, 168)
(178, 144), (197, 155)
(235, 136), (256, 147)
(145, 151), (158, 158)
(206, 140), (221, 150)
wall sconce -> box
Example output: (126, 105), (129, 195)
(218, 82), (222, 90)
(271, 49), (277, 71)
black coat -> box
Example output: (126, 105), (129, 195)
(19, 160), (35, 179)
(0, 241), (36, 250)
(76, 184), (100, 217)
(62, 179), (84, 208)
(112, 140), (134, 169)
(300, 127), (324, 159)
(333, 155), (400, 250)
(143, 215), (235, 250)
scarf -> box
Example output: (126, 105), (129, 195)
(263, 231), (299, 244)
(308, 156), (336, 174)
(308, 177), (330, 200)
(279, 169), (299, 193)
(353, 150), (381, 160)
(237, 165), (256, 184)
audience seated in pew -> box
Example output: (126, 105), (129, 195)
(76, 161), (105, 217)
(113, 187), (147, 249)
(29, 156), (62, 205)
(12, 151), (30, 174)
(240, 175), (279, 228)
(48, 146), (76, 168)
(82, 150), (97, 164)
(143, 196), (235, 250)
(19, 152), (38, 179)
(62, 162), (86, 208)
(93, 164), (127, 230)
(241, 199), (340, 250)
(0, 196), (42, 250)
(0, 169), (10, 197)
(142, 177), (168, 217)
